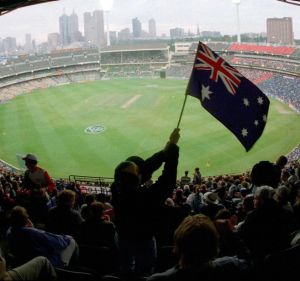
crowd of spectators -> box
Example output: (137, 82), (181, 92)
(230, 56), (300, 72)
(0, 134), (300, 280)
(259, 74), (300, 112)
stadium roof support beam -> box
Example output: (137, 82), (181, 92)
(277, 0), (300, 5)
(0, 0), (58, 16)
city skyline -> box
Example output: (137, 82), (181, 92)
(0, 0), (299, 44)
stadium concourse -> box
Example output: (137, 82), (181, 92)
(0, 41), (300, 280)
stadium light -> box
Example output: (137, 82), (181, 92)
(232, 0), (241, 43)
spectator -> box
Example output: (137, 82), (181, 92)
(6, 206), (78, 267)
(180, 171), (191, 187)
(238, 186), (295, 263)
(21, 153), (56, 224)
(79, 201), (118, 251)
(192, 167), (201, 184)
(273, 155), (288, 187)
(147, 215), (250, 281)
(46, 189), (83, 241)
(250, 159), (283, 190)
(111, 128), (180, 277)
(0, 252), (56, 281)
(80, 193), (96, 221)
(199, 192), (224, 220)
(186, 185), (203, 214)
(155, 198), (187, 248)
(22, 153), (56, 195)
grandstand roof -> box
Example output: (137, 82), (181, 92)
(0, 0), (57, 16)
(277, 0), (300, 5)
(100, 43), (169, 53)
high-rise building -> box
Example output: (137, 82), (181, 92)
(84, 12), (94, 44)
(25, 34), (32, 53)
(3, 37), (17, 54)
(59, 12), (69, 46)
(267, 17), (294, 45)
(59, 10), (82, 46)
(132, 17), (142, 38)
(48, 33), (60, 50)
(148, 18), (156, 38)
(118, 28), (131, 41)
(83, 10), (105, 48)
(170, 28), (184, 39)
(68, 11), (81, 43)
(93, 10), (106, 47)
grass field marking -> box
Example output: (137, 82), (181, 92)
(121, 94), (141, 109)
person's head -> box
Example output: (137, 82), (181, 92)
(274, 185), (290, 206)
(254, 186), (275, 208)
(114, 161), (140, 192)
(22, 153), (38, 170)
(275, 155), (288, 169)
(125, 155), (149, 183)
(85, 193), (96, 206)
(90, 201), (105, 220)
(250, 160), (278, 188)
(9, 206), (30, 227)
(57, 189), (76, 209)
(165, 197), (175, 207)
(203, 192), (219, 205)
(174, 214), (219, 268)
(184, 170), (189, 176)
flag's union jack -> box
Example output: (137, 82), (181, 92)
(194, 42), (242, 95)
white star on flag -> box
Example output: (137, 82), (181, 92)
(257, 97), (264, 105)
(263, 115), (267, 122)
(243, 98), (250, 107)
(254, 120), (259, 126)
(241, 128), (248, 137)
(201, 85), (213, 101)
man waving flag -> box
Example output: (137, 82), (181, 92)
(186, 42), (270, 151)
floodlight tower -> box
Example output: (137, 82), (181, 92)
(100, 0), (114, 46)
(232, 0), (241, 43)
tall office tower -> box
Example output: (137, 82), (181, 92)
(48, 33), (60, 50)
(25, 34), (32, 52)
(132, 17), (142, 38)
(68, 10), (81, 43)
(3, 37), (17, 54)
(84, 10), (105, 48)
(84, 12), (94, 44)
(59, 11), (69, 46)
(118, 28), (131, 41)
(170, 27), (185, 39)
(93, 10), (106, 47)
(148, 18), (156, 38)
(267, 17), (294, 45)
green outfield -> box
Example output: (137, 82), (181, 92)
(0, 79), (299, 179)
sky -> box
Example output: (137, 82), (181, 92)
(0, 0), (299, 44)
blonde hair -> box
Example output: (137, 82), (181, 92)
(174, 214), (219, 268)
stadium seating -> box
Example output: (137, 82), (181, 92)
(229, 43), (296, 56)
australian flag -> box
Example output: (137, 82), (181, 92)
(186, 42), (270, 151)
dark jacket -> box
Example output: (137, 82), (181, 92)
(111, 143), (179, 240)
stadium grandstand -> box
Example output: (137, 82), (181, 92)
(1, 1), (300, 280)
